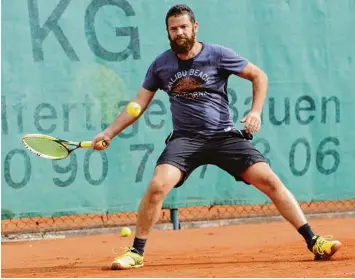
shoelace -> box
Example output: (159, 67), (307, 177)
(112, 246), (133, 257)
(313, 235), (334, 255)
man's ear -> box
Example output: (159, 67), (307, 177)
(194, 21), (199, 33)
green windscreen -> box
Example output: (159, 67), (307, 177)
(2, 0), (354, 219)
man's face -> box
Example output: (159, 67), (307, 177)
(167, 14), (198, 54)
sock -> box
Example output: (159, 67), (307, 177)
(297, 223), (317, 248)
(132, 237), (147, 256)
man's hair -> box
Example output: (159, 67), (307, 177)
(165, 4), (196, 28)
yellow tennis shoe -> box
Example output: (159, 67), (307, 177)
(311, 235), (342, 260)
(111, 247), (144, 270)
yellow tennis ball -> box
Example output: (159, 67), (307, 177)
(120, 227), (132, 237)
(127, 102), (141, 117)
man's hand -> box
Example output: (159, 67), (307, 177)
(240, 111), (261, 134)
(91, 131), (112, 150)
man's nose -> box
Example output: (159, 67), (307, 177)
(176, 28), (183, 35)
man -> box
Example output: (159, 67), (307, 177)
(92, 4), (341, 270)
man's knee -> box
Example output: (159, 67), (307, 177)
(261, 172), (282, 195)
(246, 165), (283, 196)
(146, 178), (169, 203)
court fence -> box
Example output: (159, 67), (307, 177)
(2, 199), (355, 237)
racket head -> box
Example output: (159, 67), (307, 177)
(21, 134), (71, 160)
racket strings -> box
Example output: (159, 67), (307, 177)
(23, 138), (69, 158)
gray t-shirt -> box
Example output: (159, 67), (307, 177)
(142, 43), (248, 135)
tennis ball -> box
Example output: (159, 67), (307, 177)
(120, 227), (132, 237)
(127, 102), (141, 117)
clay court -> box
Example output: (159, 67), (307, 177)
(2, 217), (354, 278)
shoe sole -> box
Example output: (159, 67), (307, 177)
(314, 241), (342, 261)
(111, 262), (144, 270)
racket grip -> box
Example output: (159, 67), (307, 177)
(80, 140), (107, 149)
(98, 140), (108, 148)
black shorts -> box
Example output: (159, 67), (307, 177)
(156, 130), (267, 187)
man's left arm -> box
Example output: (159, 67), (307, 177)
(237, 62), (268, 134)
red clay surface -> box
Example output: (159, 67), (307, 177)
(2, 218), (355, 278)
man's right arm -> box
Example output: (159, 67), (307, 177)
(91, 87), (156, 149)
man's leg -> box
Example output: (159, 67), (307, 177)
(111, 163), (183, 270)
(240, 162), (306, 229)
(111, 131), (205, 269)
(135, 163), (183, 239)
(240, 162), (341, 260)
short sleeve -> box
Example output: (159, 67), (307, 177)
(142, 61), (162, 92)
(219, 46), (248, 75)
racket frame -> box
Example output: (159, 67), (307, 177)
(21, 134), (104, 160)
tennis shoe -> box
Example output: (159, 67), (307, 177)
(309, 235), (341, 260)
(111, 247), (144, 270)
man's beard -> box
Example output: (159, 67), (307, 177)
(169, 31), (196, 54)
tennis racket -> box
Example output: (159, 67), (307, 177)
(21, 134), (107, 160)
